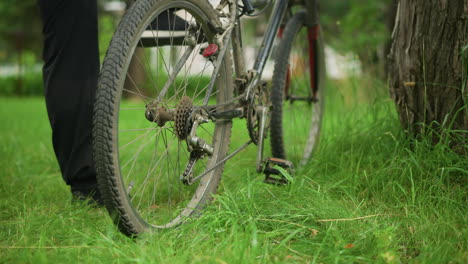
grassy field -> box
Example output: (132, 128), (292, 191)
(0, 78), (466, 263)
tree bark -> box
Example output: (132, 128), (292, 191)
(388, 0), (467, 149)
(123, 0), (147, 99)
(123, 47), (147, 98)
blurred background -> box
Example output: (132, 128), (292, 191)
(0, 0), (395, 97)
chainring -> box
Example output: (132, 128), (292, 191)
(247, 82), (270, 145)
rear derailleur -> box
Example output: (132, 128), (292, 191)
(145, 96), (215, 185)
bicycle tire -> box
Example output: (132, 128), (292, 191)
(270, 10), (325, 167)
(93, 0), (233, 236)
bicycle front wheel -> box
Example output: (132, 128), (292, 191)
(93, 0), (233, 236)
(270, 10), (326, 167)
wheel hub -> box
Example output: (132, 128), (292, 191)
(145, 97), (194, 140)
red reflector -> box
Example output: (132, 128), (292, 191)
(203, 44), (218, 57)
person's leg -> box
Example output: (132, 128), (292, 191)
(37, 0), (100, 197)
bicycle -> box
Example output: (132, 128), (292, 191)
(93, 0), (325, 236)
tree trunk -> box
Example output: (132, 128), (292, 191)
(383, 0), (398, 75)
(123, 0), (147, 99)
(123, 47), (147, 99)
(388, 0), (468, 150)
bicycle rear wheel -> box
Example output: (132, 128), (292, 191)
(93, 0), (233, 236)
(270, 10), (325, 167)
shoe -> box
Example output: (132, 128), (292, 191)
(72, 189), (104, 207)
(140, 9), (191, 47)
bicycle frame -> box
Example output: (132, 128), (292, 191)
(147, 0), (322, 183)
(94, 0), (326, 233)
(232, 0), (318, 85)
(203, 0), (320, 173)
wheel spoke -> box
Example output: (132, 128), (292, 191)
(270, 11), (324, 166)
(95, 3), (233, 233)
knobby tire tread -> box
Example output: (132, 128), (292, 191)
(93, 0), (232, 236)
(270, 10), (324, 164)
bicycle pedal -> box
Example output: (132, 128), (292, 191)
(263, 157), (294, 185)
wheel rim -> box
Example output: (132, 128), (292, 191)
(281, 25), (323, 166)
(114, 4), (230, 228)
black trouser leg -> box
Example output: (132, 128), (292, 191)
(37, 0), (99, 193)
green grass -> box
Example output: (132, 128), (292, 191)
(0, 79), (466, 263)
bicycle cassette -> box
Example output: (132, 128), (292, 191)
(174, 96), (194, 140)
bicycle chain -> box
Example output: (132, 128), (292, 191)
(180, 151), (203, 185)
(185, 140), (253, 185)
(247, 81), (270, 144)
(180, 72), (259, 185)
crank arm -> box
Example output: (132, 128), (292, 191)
(256, 106), (269, 173)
